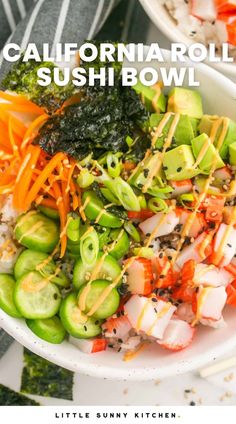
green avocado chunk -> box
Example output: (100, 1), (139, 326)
(167, 87), (203, 119)
(229, 141), (236, 165)
(198, 115), (236, 159)
(133, 80), (167, 113)
(191, 133), (225, 174)
(149, 113), (195, 148)
(163, 145), (200, 181)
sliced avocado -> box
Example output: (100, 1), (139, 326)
(82, 191), (123, 228)
(167, 87), (203, 119)
(128, 152), (173, 198)
(229, 141), (236, 165)
(199, 116), (236, 160)
(133, 80), (167, 113)
(163, 145), (200, 181)
(191, 133), (225, 174)
(198, 114), (219, 135)
(149, 113), (194, 148)
(189, 117), (199, 137)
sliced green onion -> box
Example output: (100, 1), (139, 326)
(92, 161), (111, 184)
(107, 153), (121, 178)
(137, 194), (147, 209)
(66, 214), (80, 243)
(148, 197), (169, 213)
(80, 228), (99, 266)
(76, 169), (94, 188)
(100, 187), (121, 205)
(133, 247), (154, 258)
(179, 193), (195, 208)
(148, 184), (173, 198)
(109, 177), (140, 212)
(78, 154), (93, 167)
(125, 136), (134, 147)
(124, 222), (141, 242)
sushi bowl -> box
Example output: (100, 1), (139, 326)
(1, 48), (236, 380)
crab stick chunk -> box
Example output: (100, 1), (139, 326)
(175, 232), (212, 269)
(190, 0), (217, 21)
(102, 315), (132, 340)
(170, 179), (193, 197)
(176, 208), (206, 238)
(175, 303), (195, 323)
(195, 286), (227, 321)
(193, 263), (233, 287)
(157, 319), (195, 352)
(124, 295), (176, 339)
(139, 211), (179, 239)
(200, 316), (226, 329)
(69, 337), (107, 354)
(125, 257), (153, 296)
(211, 223), (236, 267)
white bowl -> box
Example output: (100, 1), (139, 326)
(1, 48), (236, 380)
(139, 0), (236, 80)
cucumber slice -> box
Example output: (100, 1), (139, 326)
(26, 316), (66, 344)
(60, 293), (102, 338)
(14, 249), (69, 288)
(14, 271), (61, 319)
(78, 280), (120, 319)
(82, 191), (123, 228)
(37, 205), (59, 220)
(15, 212), (59, 253)
(73, 253), (121, 289)
(108, 229), (130, 260)
(0, 274), (22, 318)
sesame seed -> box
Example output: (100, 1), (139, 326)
(177, 167), (182, 172)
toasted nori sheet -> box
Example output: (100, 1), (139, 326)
(21, 349), (73, 400)
(0, 384), (40, 405)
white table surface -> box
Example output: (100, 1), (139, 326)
(1, 21), (236, 408)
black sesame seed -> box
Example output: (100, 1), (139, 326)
(189, 401), (196, 406)
(146, 233), (151, 236)
(143, 169), (149, 178)
(95, 320), (99, 325)
(152, 297), (157, 302)
(108, 344), (114, 348)
(185, 389), (191, 393)
(177, 167), (182, 172)
(168, 255), (172, 260)
(84, 325), (87, 332)
(159, 274), (164, 279)
(163, 166), (168, 171)
(118, 347), (122, 353)
(53, 293), (58, 300)
(118, 338), (123, 343)
(159, 252), (163, 258)
(227, 243), (232, 248)
(113, 328), (117, 334)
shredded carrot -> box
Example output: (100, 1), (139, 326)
(21, 113), (49, 152)
(24, 152), (65, 210)
(0, 92), (82, 257)
(37, 197), (58, 210)
(14, 145), (41, 210)
(0, 109), (27, 139)
(0, 102), (44, 116)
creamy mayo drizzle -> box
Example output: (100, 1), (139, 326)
(79, 196), (90, 221)
(18, 221), (44, 243)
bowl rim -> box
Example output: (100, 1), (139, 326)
(1, 48), (236, 380)
(139, 0), (236, 77)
